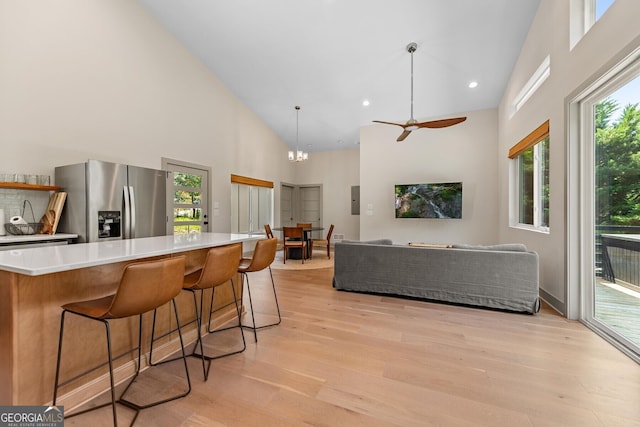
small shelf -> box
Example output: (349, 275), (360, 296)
(0, 182), (61, 191)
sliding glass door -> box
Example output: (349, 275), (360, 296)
(583, 65), (640, 354)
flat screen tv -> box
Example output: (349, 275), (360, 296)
(395, 182), (462, 219)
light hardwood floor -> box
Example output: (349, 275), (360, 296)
(67, 265), (640, 426)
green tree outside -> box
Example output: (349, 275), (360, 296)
(595, 99), (640, 226)
(173, 172), (202, 222)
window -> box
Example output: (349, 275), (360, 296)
(594, 0), (614, 21)
(570, 0), (616, 49)
(510, 55), (550, 118)
(230, 174), (273, 234)
(509, 120), (550, 231)
(172, 171), (203, 234)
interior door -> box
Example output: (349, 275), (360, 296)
(280, 184), (294, 227)
(300, 185), (322, 239)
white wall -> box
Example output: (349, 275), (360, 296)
(360, 108), (499, 244)
(0, 0), (296, 233)
(292, 149), (360, 241)
(497, 0), (640, 314)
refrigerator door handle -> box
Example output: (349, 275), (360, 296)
(129, 186), (136, 238)
(123, 185), (131, 239)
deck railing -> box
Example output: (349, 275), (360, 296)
(597, 225), (640, 289)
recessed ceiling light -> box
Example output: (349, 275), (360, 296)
(362, 99), (370, 107)
(468, 81), (479, 89)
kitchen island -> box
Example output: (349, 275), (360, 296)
(0, 233), (260, 407)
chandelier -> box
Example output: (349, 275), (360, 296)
(288, 105), (308, 162)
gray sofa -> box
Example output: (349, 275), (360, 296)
(333, 239), (540, 314)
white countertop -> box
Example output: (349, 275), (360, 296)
(0, 233), (260, 276)
(0, 233), (78, 244)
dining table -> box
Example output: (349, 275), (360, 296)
(273, 226), (323, 260)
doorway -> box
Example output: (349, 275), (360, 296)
(578, 58), (640, 358)
(280, 183), (323, 238)
(162, 158), (210, 235)
(280, 184), (294, 227)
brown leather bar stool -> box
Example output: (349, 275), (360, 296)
(238, 238), (279, 342)
(52, 256), (190, 427)
(149, 243), (244, 381)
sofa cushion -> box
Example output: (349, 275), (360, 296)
(452, 243), (528, 252)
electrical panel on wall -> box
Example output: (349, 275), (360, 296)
(351, 186), (360, 215)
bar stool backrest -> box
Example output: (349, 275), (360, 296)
(108, 256), (186, 319)
(195, 243), (242, 288)
(242, 238), (277, 273)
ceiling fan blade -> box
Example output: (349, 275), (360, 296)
(397, 130), (412, 142)
(417, 117), (467, 129)
(373, 120), (407, 128)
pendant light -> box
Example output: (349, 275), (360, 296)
(288, 105), (308, 162)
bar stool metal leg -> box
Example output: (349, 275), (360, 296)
(237, 238), (280, 343)
(192, 277), (246, 381)
(241, 265), (282, 343)
(52, 257), (189, 427)
(151, 244), (245, 381)
(119, 300), (191, 417)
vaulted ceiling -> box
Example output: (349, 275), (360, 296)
(137, 0), (540, 152)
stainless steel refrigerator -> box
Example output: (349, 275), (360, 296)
(55, 160), (168, 243)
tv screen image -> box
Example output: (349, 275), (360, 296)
(395, 182), (462, 218)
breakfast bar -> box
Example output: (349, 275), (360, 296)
(0, 233), (259, 407)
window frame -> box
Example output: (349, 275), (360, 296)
(509, 120), (550, 233)
(510, 55), (550, 118)
(570, 0), (616, 49)
(230, 174), (274, 235)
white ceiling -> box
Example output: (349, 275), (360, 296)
(137, 0), (540, 152)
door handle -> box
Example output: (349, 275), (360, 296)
(123, 186), (130, 239)
(129, 186), (136, 238)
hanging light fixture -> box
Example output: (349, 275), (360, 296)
(288, 105), (308, 162)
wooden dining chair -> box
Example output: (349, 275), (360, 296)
(282, 226), (307, 264)
(264, 224), (274, 238)
(296, 223), (314, 258)
(312, 224), (334, 259)
(264, 224), (283, 251)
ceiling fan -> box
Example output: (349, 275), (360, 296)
(373, 42), (467, 142)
